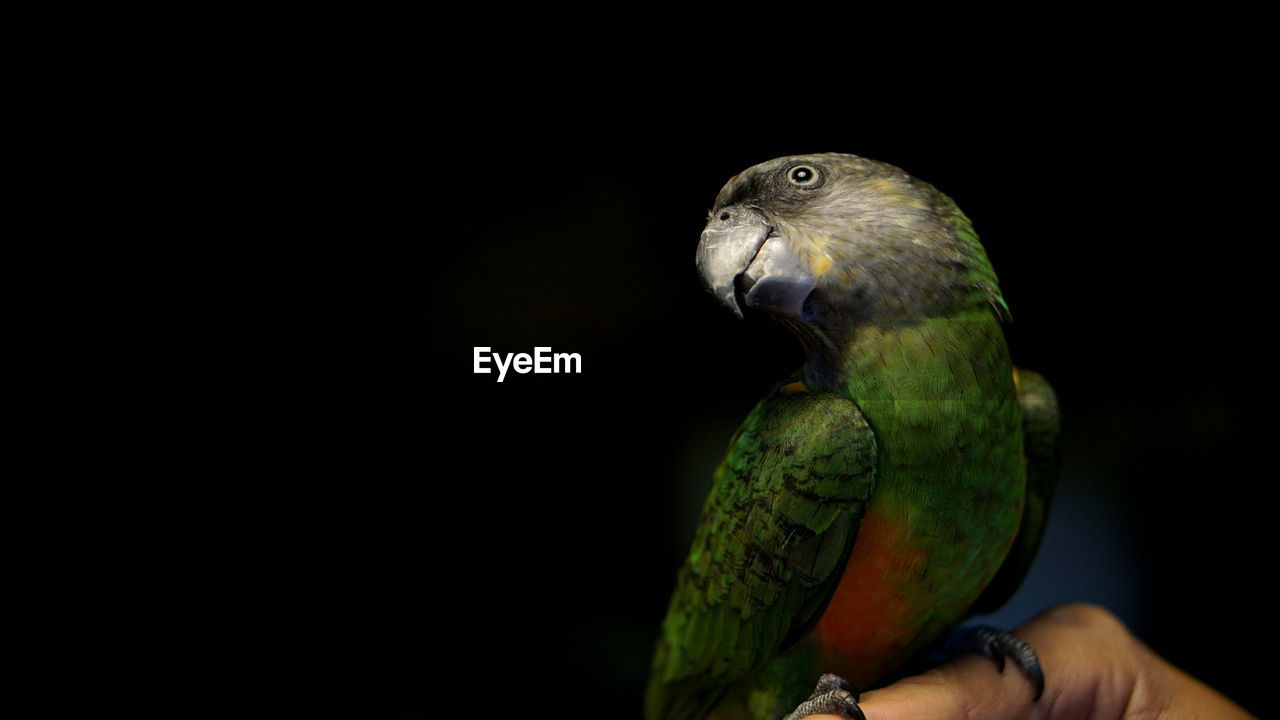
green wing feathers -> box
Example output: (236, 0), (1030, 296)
(645, 385), (878, 720)
(971, 368), (1061, 615)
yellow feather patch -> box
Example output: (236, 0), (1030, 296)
(869, 179), (928, 209)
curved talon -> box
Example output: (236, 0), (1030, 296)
(811, 673), (858, 698)
(951, 625), (1045, 700)
(1027, 662), (1046, 701)
(784, 674), (864, 720)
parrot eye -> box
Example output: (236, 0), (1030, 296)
(786, 165), (821, 187)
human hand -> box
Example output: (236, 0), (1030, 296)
(807, 604), (1254, 720)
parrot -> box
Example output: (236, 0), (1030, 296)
(645, 153), (1061, 720)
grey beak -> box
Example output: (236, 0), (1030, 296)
(696, 206), (770, 318)
(696, 206), (817, 319)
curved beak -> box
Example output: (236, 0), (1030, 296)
(696, 206), (817, 319)
(696, 206), (770, 318)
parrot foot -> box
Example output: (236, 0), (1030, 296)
(781, 673), (864, 720)
(947, 624), (1045, 700)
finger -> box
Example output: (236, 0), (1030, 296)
(788, 653), (1031, 720)
(847, 604), (1140, 720)
(858, 653), (1034, 720)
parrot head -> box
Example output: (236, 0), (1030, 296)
(696, 153), (1003, 330)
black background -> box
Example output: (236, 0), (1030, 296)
(304, 70), (1273, 718)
